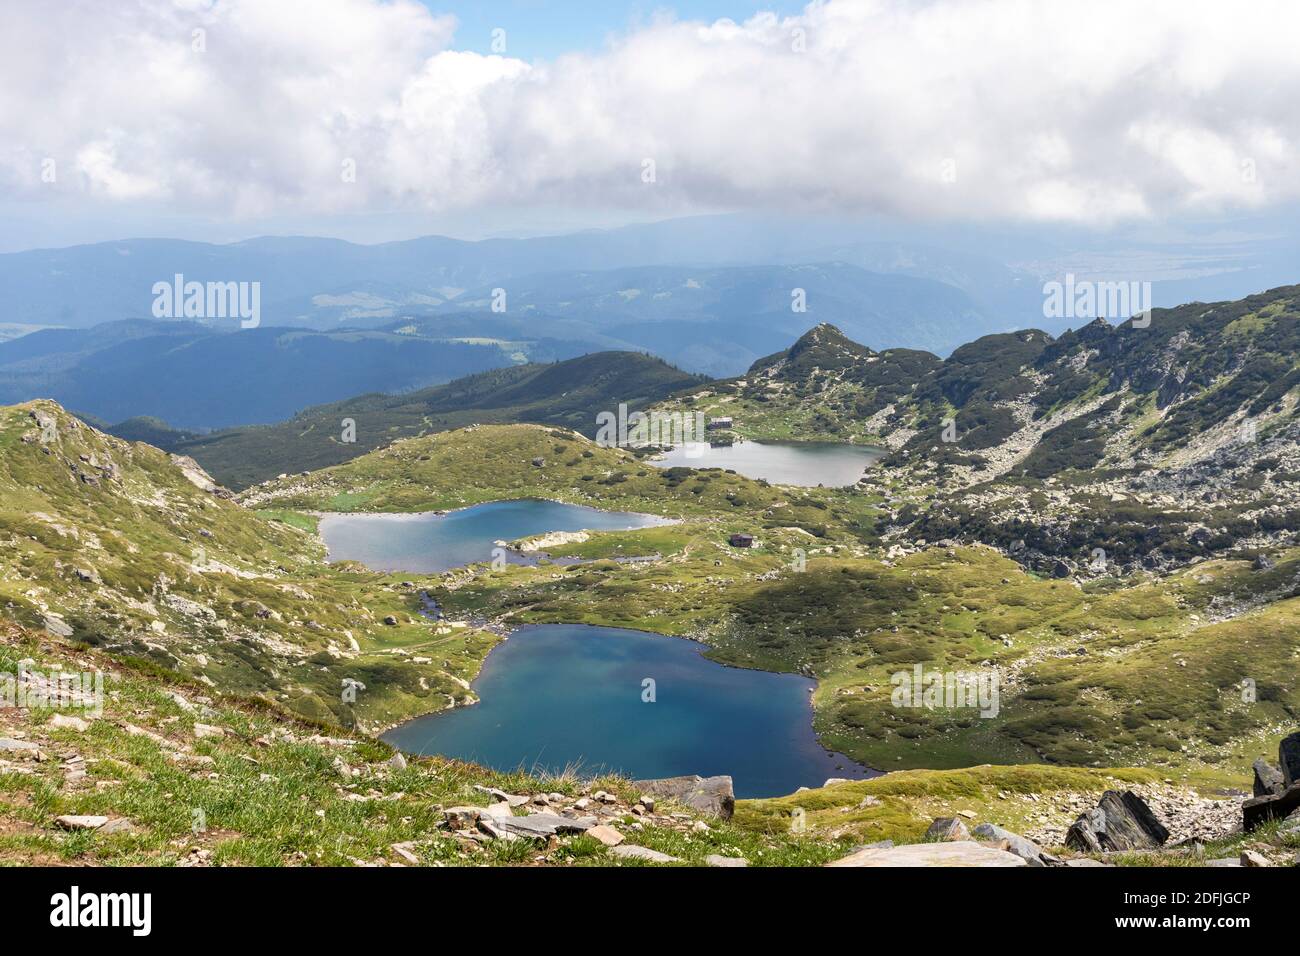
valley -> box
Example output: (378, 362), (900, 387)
(3, 285), (1299, 868)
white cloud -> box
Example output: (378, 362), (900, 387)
(2, 0), (1298, 226)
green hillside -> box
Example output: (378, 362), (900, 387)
(169, 351), (702, 490)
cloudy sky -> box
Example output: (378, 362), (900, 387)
(2, 0), (1297, 250)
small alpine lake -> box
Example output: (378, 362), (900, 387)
(317, 499), (673, 573)
(649, 439), (885, 487)
(382, 623), (877, 799)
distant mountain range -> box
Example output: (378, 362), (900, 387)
(0, 320), (556, 431)
(146, 350), (701, 489)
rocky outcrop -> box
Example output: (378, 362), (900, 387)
(972, 823), (1054, 866)
(634, 774), (735, 820)
(1253, 758), (1285, 797)
(1280, 732), (1300, 788)
(1243, 733), (1300, 831)
(1065, 790), (1169, 852)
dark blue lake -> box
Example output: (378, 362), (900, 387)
(318, 499), (671, 573)
(650, 439), (884, 487)
(382, 623), (875, 798)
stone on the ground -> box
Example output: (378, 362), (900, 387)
(387, 752), (407, 771)
(55, 815), (109, 831)
(828, 841), (1027, 867)
(481, 801), (514, 821)
(495, 812), (595, 838)
(98, 818), (135, 835)
(1242, 783), (1300, 831)
(1280, 732), (1300, 788)
(1253, 759), (1284, 797)
(634, 774), (735, 820)
(1240, 850), (1270, 867)
(609, 845), (681, 864)
(1205, 857), (1242, 867)
(193, 722), (225, 739)
(972, 823), (1050, 866)
(587, 824), (624, 847)
(443, 806), (482, 826)
(0, 738), (40, 753)
(704, 854), (748, 867)
(1062, 858), (1112, 867)
(1065, 790), (1170, 852)
(49, 713), (91, 732)
(925, 817), (970, 842)
(390, 842), (419, 865)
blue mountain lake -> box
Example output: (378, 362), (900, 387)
(650, 439), (884, 487)
(383, 623), (876, 799)
(318, 499), (673, 573)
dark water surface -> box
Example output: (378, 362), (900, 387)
(383, 623), (876, 798)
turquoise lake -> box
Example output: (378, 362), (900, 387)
(382, 623), (876, 799)
(650, 439), (885, 487)
(317, 499), (672, 573)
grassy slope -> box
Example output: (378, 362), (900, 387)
(0, 401), (499, 732)
(172, 352), (702, 490)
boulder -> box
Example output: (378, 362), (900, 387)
(704, 854), (749, 867)
(1065, 790), (1169, 852)
(925, 817), (970, 842)
(1253, 759), (1284, 797)
(828, 841), (1027, 867)
(1280, 732), (1300, 788)
(634, 774), (735, 820)
(1242, 784), (1300, 831)
(971, 823), (1051, 866)
(1240, 850), (1270, 867)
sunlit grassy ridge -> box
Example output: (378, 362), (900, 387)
(0, 401), (496, 732)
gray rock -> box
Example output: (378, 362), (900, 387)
(972, 823), (1050, 866)
(1205, 858), (1242, 867)
(1243, 782), (1300, 831)
(925, 817), (970, 842)
(704, 854), (749, 867)
(0, 738), (40, 753)
(633, 774), (735, 820)
(1065, 790), (1170, 852)
(1280, 732), (1300, 788)
(609, 845), (681, 864)
(1253, 758), (1285, 797)
(828, 841), (1027, 867)
(55, 815), (108, 831)
(494, 812), (595, 838)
